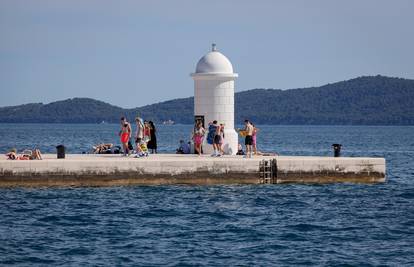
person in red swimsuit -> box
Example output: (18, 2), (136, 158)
(119, 117), (132, 156)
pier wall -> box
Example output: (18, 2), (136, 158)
(0, 154), (386, 186)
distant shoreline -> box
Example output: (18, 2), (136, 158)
(1, 76), (413, 125)
(0, 122), (412, 127)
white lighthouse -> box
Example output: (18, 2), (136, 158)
(191, 44), (238, 155)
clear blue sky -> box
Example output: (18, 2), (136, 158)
(1, 0), (413, 108)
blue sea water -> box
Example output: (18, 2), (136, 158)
(0, 124), (414, 266)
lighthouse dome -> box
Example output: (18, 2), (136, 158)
(195, 44), (234, 74)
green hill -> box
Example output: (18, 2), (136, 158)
(235, 75), (414, 125)
(0, 75), (413, 125)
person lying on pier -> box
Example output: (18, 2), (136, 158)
(254, 151), (278, 156)
(92, 143), (113, 154)
(5, 149), (17, 160)
(22, 149), (42, 160)
(5, 148), (42, 160)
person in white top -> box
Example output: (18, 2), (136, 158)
(134, 117), (145, 156)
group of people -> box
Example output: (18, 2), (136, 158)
(3, 118), (262, 160)
(189, 120), (226, 156)
(189, 119), (259, 158)
(118, 116), (260, 158)
(6, 148), (42, 160)
(119, 117), (157, 158)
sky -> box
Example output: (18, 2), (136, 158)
(1, 0), (413, 108)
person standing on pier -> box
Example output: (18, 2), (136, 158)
(119, 117), (132, 156)
(219, 123), (225, 155)
(134, 117), (145, 156)
(207, 120), (219, 156)
(147, 121), (157, 154)
(192, 121), (205, 156)
(252, 124), (259, 155)
(243, 120), (254, 158)
(143, 121), (151, 145)
(213, 121), (223, 157)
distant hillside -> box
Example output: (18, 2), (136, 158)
(235, 75), (414, 125)
(0, 98), (124, 123)
(0, 75), (413, 125)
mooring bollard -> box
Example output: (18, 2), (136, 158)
(56, 145), (65, 159)
(332, 144), (342, 157)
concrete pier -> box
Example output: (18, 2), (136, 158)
(0, 154), (385, 187)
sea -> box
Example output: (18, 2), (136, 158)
(0, 123), (413, 266)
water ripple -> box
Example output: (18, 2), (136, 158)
(1, 125), (414, 265)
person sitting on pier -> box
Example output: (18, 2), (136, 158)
(176, 140), (190, 154)
(31, 149), (43, 160)
(236, 144), (245, 155)
(135, 140), (149, 158)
